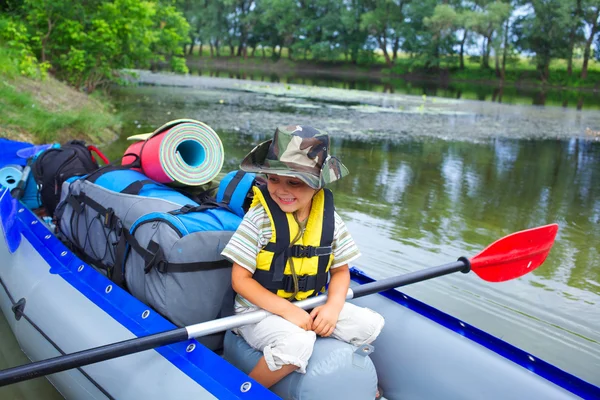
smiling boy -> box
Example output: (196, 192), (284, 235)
(221, 125), (384, 389)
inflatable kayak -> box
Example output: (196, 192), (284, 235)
(0, 185), (599, 399)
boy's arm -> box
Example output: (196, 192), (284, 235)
(310, 264), (350, 336)
(325, 264), (350, 309)
(232, 263), (313, 330)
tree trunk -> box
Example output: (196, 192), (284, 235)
(392, 36), (400, 61)
(209, 43), (214, 57)
(501, 19), (509, 81)
(375, 36), (393, 67)
(237, 34), (247, 57)
(567, 0), (583, 76)
(482, 36), (492, 69)
(251, 46), (256, 57)
(495, 52), (501, 78)
(581, 9), (600, 79)
(459, 30), (467, 69)
(351, 46), (358, 64)
(41, 17), (55, 63)
(539, 60), (550, 82)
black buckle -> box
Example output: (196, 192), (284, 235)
(104, 208), (115, 228)
(289, 245), (332, 258)
(143, 246), (165, 274)
(156, 260), (168, 273)
(291, 245), (311, 257)
(170, 204), (195, 215)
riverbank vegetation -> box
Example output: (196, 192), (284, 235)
(1, 0), (189, 93)
(3, 0), (600, 93)
(177, 0), (600, 88)
(0, 46), (120, 143)
(0, 0), (190, 143)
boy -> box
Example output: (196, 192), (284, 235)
(222, 125), (384, 388)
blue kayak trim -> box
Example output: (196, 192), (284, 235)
(349, 267), (600, 400)
(9, 198), (276, 400)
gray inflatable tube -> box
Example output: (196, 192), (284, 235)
(224, 330), (378, 399)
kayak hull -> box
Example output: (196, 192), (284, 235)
(1, 186), (599, 399)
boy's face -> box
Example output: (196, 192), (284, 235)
(266, 174), (317, 216)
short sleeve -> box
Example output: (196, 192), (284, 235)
(221, 204), (271, 274)
(330, 212), (361, 269)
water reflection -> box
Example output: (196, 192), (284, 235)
(321, 137), (599, 293)
(186, 64), (600, 110)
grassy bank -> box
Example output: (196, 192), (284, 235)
(186, 45), (600, 91)
(0, 47), (120, 145)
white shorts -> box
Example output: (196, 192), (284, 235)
(235, 302), (385, 373)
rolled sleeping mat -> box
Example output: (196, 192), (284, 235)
(122, 119), (224, 186)
(223, 331), (378, 399)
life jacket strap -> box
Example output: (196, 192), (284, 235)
(263, 243), (332, 258)
(253, 269), (329, 294)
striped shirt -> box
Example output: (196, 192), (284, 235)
(221, 203), (361, 311)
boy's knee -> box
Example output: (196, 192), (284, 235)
(265, 329), (316, 373)
(282, 329), (317, 355)
(336, 305), (385, 346)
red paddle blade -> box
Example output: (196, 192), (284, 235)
(469, 224), (559, 282)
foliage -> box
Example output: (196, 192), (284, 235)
(7, 0), (600, 87)
(0, 45), (120, 143)
(6, 0), (189, 92)
(0, 16), (50, 79)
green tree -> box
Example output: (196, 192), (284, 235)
(424, 4), (459, 69)
(580, 0), (600, 79)
(467, 1), (511, 70)
(513, 0), (571, 81)
(339, 0), (369, 63)
(565, 0), (584, 76)
(21, 0), (189, 91)
(361, 0), (409, 67)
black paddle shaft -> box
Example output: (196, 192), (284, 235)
(352, 258), (470, 298)
(0, 258), (470, 387)
(10, 159), (33, 201)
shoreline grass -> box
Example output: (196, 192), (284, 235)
(0, 47), (120, 144)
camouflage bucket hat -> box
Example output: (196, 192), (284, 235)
(240, 125), (349, 189)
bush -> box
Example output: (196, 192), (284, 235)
(0, 17), (50, 79)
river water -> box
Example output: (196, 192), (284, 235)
(1, 71), (599, 397)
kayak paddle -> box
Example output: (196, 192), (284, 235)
(0, 223), (559, 386)
(9, 157), (34, 201)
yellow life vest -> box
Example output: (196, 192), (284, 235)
(251, 185), (335, 301)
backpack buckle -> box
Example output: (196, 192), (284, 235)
(104, 208), (116, 228)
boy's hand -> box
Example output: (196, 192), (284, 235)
(310, 304), (341, 337)
(282, 304), (313, 331)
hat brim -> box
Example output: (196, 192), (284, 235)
(239, 139), (348, 189)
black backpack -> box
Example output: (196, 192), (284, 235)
(33, 140), (103, 216)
